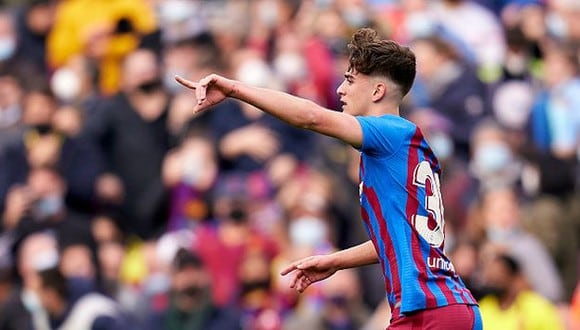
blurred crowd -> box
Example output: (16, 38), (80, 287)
(0, 0), (578, 329)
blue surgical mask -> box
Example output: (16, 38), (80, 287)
(473, 143), (512, 174)
(34, 195), (64, 219)
(21, 289), (43, 313)
(546, 12), (568, 39)
(0, 37), (16, 62)
(429, 132), (454, 161)
(144, 272), (171, 295)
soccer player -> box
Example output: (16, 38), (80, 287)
(175, 28), (482, 329)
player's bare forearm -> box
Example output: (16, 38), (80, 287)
(175, 74), (362, 147)
(331, 240), (379, 270)
(229, 82), (325, 129)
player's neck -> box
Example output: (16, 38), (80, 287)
(366, 101), (400, 117)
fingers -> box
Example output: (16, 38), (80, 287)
(280, 262), (298, 276)
(174, 75), (197, 90)
(295, 256), (317, 270)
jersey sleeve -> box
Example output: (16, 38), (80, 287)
(356, 115), (411, 157)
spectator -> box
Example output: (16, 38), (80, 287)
(147, 248), (241, 330)
(191, 182), (278, 307)
(13, 0), (57, 77)
(162, 128), (217, 232)
(0, 68), (24, 151)
(411, 35), (490, 160)
(284, 268), (370, 330)
(478, 186), (564, 303)
(46, 0), (157, 94)
(83, 48), (172, 240)
(431, 0), (506, 73)
(0, 232), (57, 330)
(37, 267), (130, 330)
(478, 254), (564, 330)
(0, 86), (103, 214)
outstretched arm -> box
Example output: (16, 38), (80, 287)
(175, 74), (363, 148)
(280, 240), (378, 293)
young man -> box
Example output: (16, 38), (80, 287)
(176, 28), (482, 329)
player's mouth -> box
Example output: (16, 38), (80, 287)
(340, 100), (347, 108)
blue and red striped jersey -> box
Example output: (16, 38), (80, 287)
(356, 114), (477, 316)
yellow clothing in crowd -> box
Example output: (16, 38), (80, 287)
(479, 291), (564, 330)
(47, 0), (157, 95)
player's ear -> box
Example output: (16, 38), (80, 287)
(371, 83), (386, 102)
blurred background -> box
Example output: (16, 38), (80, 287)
(0, 0), (578, 329)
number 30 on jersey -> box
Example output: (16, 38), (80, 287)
(411, 161), (445, 248)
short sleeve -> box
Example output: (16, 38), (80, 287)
(356, 115), (414, 157)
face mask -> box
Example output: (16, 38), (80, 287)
(428, 132), (454, 161)
(50, 67), (82, 102)
(158, 0), (198, 24)
(273, 52), (307, 84)
(486, 226), (517, 243)
(342, 7), (368, 28)
(236, 59), (274, 88)
(472, 143), (512, 174)
(34, 195), (64, 219)
(136, 79), (164, 94)
(241, 279), (271, 295)
(32, 249), (60, 272)
(173, 284), (209, 304)
(163, 70), (186, 94)
(258, 1), (279, 27)
(0, 37), (16, 62)
(144, 272), (171, 295)
(228, 207), (247, 224)
(406, 13), (435, 38)
(22, 289), (43, 313)
(546, 12), (568, 39)
(289, 216), (328, 248)
(32, 124), (53, 135)
(181, 152), (204, 186)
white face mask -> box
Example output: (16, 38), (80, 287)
(289, 216), (329, 248)
(273, 52), (307, 84)
(22, 289), (43, 313)
(158, 0), (198, 24)
(545, 12), (568, 39)
(0, 37), (16, 62)
(51, 67), (82, 102)
(181, 151), (204, 186)
(486, 225), (518, 243)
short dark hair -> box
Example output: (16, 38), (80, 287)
(496, 254), (520, 276)
(172, 248), (203, 271)
(39, 267), (68, 299)
(347, 28), (416, 97)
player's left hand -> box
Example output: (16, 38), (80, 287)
(280, 255), (338, 293)
(175, 74), (236, 114)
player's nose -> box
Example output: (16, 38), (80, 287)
(336, 81), (345, 96)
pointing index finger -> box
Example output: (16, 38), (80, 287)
(174, 75), (197, 90)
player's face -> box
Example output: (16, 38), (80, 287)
(336, 70), (373, 116)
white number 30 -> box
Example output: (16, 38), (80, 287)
(411, 161), (445, 248)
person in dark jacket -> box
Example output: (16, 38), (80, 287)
(411, 35), (490, 161)
(147, 248), (241, 330)
(82, 48), (172, 239)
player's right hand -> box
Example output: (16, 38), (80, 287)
(175, 74), (237, 114)
(280, 255), (338, 293)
